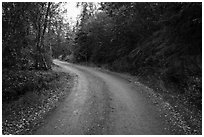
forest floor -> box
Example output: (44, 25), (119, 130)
(2, 65), (76, 135)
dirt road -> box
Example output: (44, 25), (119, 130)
(34, 60), (176, 135)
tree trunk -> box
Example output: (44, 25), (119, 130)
(35, 2), (51, 70)
(41, 2), (51, 70)
(35, 10), (42, 69)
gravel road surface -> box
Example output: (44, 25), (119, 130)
(34, 60), (175, 135)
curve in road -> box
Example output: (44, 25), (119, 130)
(34, 60), (178, 135)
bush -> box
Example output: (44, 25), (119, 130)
(2, 69), (60, 102)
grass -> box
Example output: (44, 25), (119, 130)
(2, 65), (76, 135)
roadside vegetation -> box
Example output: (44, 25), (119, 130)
(73, 2), (202, 111)
(72, 2), (202, 134)
(2, 2), (75, 135)
(2, 65), (75, 135)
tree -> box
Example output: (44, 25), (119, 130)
(2, 2), (62, 70)
(33, 2), (52, 70)
(73, 2), (202, 104)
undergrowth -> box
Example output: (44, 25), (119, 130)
(2, 66), (75, 134)
(137, 73), (202, 134)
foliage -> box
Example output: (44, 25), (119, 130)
(2, 69), (60, 102)
(2, 2), (61, 70)
(73, 2), (202, 109)
(2, 2), (74, 104)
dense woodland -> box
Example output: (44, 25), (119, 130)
(3, 2), (70, 70)
(2, 2), (71, 99)
(2, 2), (202, 112)
(74, 2), (202, 110)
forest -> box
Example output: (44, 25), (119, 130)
(74, 2), (202, 110)
(2, 2), (202, 135)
